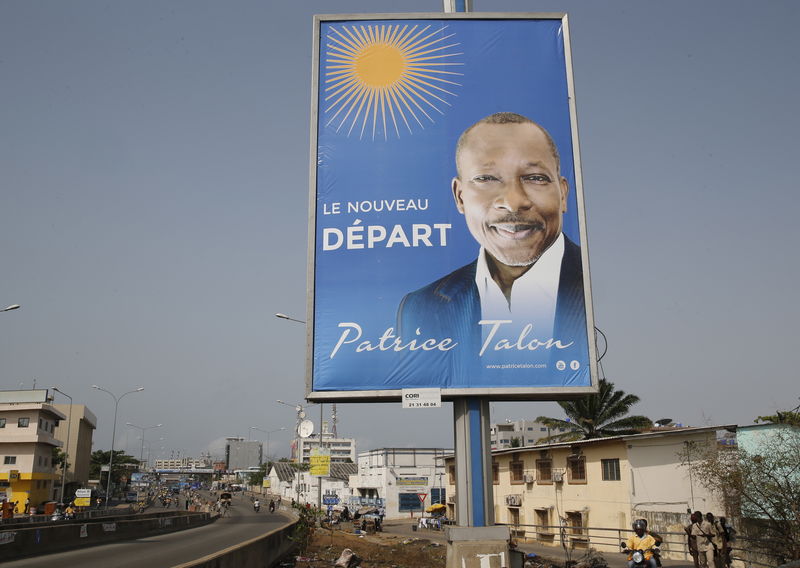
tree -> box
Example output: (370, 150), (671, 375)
(755, 400), (800, 427)
(52, 447), (70, 472)
(535, 378), (653, 442)
(680, 426), (800, 562)
(509, 437), (523, 448)
(89, 450), (140, 485)
(247, 462), (273, 486)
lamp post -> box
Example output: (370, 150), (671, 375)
(266, 427), (286, 463)
(277, 400), (306, 505)
(250, 426), (286, 463)
(51, 387), (72, 504)
(1, 304), (20, 312)
(92, 385), (144, 508)
(126, 422), (163, 469)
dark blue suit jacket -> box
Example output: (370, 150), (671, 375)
(396, 236), (587, 381)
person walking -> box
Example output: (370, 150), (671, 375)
(690, 511), (716, 568)
(685, 512), (700, 568)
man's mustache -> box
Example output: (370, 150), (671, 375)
(488, 215), (545, 232)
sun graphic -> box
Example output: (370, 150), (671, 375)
(323, 23), (463, 140)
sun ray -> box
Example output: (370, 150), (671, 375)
(389, 84), (425, 129)
(384, 88), (401, 138)
(386, 86), (413, 133)
(399, 77), (451, 111)
(322, 22), (462, 139)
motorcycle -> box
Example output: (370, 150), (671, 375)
(269, 501), (275, 513)
(621, 542), (660, 568)
(253, 501), (261, 513)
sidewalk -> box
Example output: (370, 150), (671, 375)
(379, 519), (695, 568)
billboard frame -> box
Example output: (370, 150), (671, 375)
(306, 12), (597, 403)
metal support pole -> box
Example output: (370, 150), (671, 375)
(453, 397), (493, 526)
(52, 388), (73, 504)
(318, 403), (323, 509)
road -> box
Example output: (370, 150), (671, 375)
(4, 494), (292, 568)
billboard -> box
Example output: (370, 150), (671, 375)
(308, 14), (597, 401)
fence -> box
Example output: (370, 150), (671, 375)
(497, 522), (789, 567)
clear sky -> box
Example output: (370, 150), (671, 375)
(2, 1), (798, 461)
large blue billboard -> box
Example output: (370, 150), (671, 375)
(308, 14), (597, 401)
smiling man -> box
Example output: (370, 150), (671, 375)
(397, 112), (587, 370)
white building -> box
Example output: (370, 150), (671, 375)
(293, 433), (356, 464)
(490, 419), (569, 449)
(154, 456), (210, 469)
(266, 461), (357, 507)
(348, 448), (450, 519)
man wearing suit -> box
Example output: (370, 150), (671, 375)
(397, 112), (586, 379)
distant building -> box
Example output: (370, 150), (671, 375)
(225, 437), (262, 470)
(490, 419), (566, 449)
(51, 403), (97, 500)
(0, 389), (66, 507)
(154, 456), (210, 470)
(348, 447), (449, 519)
(294, 433), (356, 464)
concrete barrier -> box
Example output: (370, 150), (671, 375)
(0, 510), (216, 561)
(172, 518), (299, 568)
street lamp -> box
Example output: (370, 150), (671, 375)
(51, 387), (73, 504)
(1, 304), (20, 312)
(92, 385), (144, 508)
(275, 313), (305, 324)
(277, 400), (306, 505)
(250, 426), (286, 463)
(126, 422), (163, 469)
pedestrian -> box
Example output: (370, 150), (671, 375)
(690, 510), (716, 568)
(705, 513), (724, 568)
(685, 512), (700, 568)
(24, 497), (30, 515)
(717, 517), (735, 568)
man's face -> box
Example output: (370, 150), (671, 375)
(453, 122), (568, 267)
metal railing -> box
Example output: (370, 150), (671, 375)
(497, 522), (789, 567)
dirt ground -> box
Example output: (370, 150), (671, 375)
(287, 528), (447, 567)
(281, 526), (567, 568)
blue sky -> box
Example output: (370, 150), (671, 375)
(2, 0), (798, 460)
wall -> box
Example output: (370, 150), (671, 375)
(627, 432), (722, 515)
(0, 510), (216, 561)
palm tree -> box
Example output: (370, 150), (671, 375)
(536, 379), (652, 442)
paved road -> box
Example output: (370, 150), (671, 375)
(4, 494), (292, 568)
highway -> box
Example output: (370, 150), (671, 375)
(4, 494), (293, 568)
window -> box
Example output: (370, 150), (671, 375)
(18, 417), (29, 428)
(568, 456), (586, 483)
(510, 460), (524, 484)
(4, 456), (16, 465)
(508, 507), (520, 526)
(39, 418), (43, 429)
(540, 427), (547, 432)
(0, 418), (5, 428)
(535, 508), (551, 532)
(527, 427), (533, 431)
(602, 458), (621, 481)
(431, 487), (446, 505)
(536, 459), (552, 483)
(492, 461), (499, 485)
(448, 465), (456, 485)
(566, 511), (584, 535)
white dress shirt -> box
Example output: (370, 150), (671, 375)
(475, 232), (564, 341)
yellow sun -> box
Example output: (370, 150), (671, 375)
(324, 23), (463, 140)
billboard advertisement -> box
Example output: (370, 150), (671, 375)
(308, 14), (597, 401)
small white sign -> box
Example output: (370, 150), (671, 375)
(401, 388), (442, 409)
(75, 489), (92, 498)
